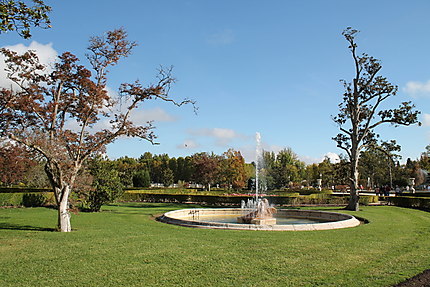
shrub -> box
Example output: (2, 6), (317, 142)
(132, 170), (151, 188)
(0, 192), (54, 207)
(79, 159), (123, 212)
(22, 193), (46, 207)
(359, 195), (379, 205)
(0, 193), (23, 206)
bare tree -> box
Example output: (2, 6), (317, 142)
(332, 27), (420, 211)
(0, 28), (195, 231)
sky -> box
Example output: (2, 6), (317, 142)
(1, 0), (430, 163)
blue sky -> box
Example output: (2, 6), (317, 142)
(1, 0), (430, 163)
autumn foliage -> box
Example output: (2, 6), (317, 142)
(0, 28), (195, 231)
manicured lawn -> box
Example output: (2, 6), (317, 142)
(0, 204), (429, 286)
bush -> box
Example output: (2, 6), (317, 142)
(132, 170), (151, 188)
(0, 192), (54, 207)
(359, 195), (379, 205)
(0, 193), (23, 206)
(79, 159), (124, 212)
(22, 193), (46, 207)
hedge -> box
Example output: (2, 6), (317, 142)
(0, 192), (55, 207)
(119, 192), (378, 206)
(387, 196), (430, 210)
(0, 187), (51, 193)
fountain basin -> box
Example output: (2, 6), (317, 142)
(158, 208), (361, 231)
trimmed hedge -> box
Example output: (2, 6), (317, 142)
(0, 192), (54, 207)
(0, 187), (51, 193)
(399, 192), (430, 198)
(359, 195), (379, 205)
(119, 192), (374, 206)
(387, 196), (430, 210)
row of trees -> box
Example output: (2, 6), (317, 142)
(2, 140), (427, 193)
(113, 149), (250, 190)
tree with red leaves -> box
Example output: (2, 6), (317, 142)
(191, 152), (221, 191)
(0, 28), (195, 231)
(0, 143), (36, 185)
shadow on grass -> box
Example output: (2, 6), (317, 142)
(0, 222), (56, 232)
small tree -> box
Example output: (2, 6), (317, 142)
(82, 158), (123, 212)
(191, 152), (221, 191)
(222, 149), (246, 190)
(132, 169), (150, 188)
(161, 168), (174, 187)
(332, 27), (420, 210)
(0, 28), (195, 231)
(0, 0), (51, 38)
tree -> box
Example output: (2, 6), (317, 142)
(0, 0), (51, 38)
(0, 28), (195, 231)
(317, 157), (336, 188)
(418, 145), (430, 172)
(222, 149), (246, 190)
(191, 152), (220, 190)
(132, 169), (150, 188)
(161, 167), (174, 187)
(81, 157), (123, 212)
(359, 140), (402, 188)
(332, 27), (420, 211)
(271, 148), (305, 188)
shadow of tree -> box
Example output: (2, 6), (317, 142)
(0, 222), (56, 232)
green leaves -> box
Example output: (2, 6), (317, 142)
(0, 0), (51, 39)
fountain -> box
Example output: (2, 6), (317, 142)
(157, 132), (362, 231)
(237, 132), (277, 225)
(237, 198), (277, 224)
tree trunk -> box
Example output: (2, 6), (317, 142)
(346, 190), (359, 211)
(45, 163), (72, 232)
(57, 185), (71, 232)
(346, 153), (360, 211)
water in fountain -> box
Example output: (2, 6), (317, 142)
(237, 132), (276, 225)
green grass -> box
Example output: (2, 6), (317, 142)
(0, 204), (429, 286)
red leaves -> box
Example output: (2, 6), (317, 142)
(1, 28), (195, 190)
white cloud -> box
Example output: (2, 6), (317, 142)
(188, 127), (246, 146)
(206, 29), (235, 45)
(322, 152), (340, 163)
(0, 41), (58, 88)
(130, 107), (177, 124)
(64, 107), (177, 135)
(423, 114), (430, 127)
(403, 80), (430, 97)
(177, 139), (200, 150)
(298, 152), (340, 164)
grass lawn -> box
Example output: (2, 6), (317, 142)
(0, 204), (429, 286)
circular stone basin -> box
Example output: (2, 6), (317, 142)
(158, 208), (361, 231)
